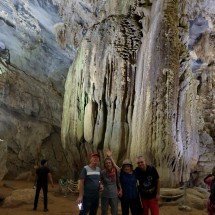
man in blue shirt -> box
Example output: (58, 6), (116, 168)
(77, 153), (101, 215)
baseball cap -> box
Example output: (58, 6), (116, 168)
(90, 152), (100, 158)
(122, 159), (132, 166)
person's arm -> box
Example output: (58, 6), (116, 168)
(77, 179), (84, 204)
(48, 173), (54, 188)
(77, 167), (87, 203)
(99, 171), (104, 191)
(33, 174), (38, 189)
(115, 168), (122, 197)
(156, 179), (160, 200)
(106, 150), (121, 172)
(117, 180), (123, 197)
(153, 166), (160, 200)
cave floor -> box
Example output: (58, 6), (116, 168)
(0, 180), (207, 215)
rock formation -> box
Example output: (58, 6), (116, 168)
(0, 0), (214, 187)
(0, 0), (73, 180)
(61, 0), (215, 186)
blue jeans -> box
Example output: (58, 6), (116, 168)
(79, 195), (99, 215)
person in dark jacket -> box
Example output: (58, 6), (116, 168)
(204, 166), (215, 215)
(120, 159), (142, 215)
(33, 159), (54, 212)
(106, 150), (142, 215)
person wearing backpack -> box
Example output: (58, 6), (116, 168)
(135, 155), (160, 215)
(204, 166), (215, 215)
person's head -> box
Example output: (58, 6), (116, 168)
(136, 155), (147, 171)
(104, 157), (114, 170)
(89, 153), (100, 167)
(41, 159), (47, 166)
(212, 166), (215, 176)
(122, 159), (133, 173)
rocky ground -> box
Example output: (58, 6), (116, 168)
(0, 180), (208, 215)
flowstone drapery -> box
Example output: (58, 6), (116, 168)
(62, 13), (142, 172)
(61, 0), (207, 185)
(0, 0), (214, 185)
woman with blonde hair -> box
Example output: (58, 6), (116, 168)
(101, 157), (122, 215)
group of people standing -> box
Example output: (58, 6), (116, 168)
(77, 151), (160, 215)
(31, 153), (215, 215)
(32, 155), (215, 215)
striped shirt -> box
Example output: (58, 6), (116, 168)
(80, 165), (101, 197)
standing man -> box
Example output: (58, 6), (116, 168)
(77, 153), (102, 215)
(33, 159), (54, 212)
(135, 155), (160, 215)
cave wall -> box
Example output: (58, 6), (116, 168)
(61, 0), (142, 171)
(0, 60), (70, 180)
(187, 0), (215, 185)
(0, 0), (74, 180)
(61, 0), (215, 186)
(0, 0), (214, 186)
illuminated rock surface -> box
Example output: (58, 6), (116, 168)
(0, 0), (214, 186)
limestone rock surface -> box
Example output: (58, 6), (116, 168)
(62, 0), (215, 185)
(0, 0), (214, 187)
(2, 188), (34, 208)
(0, 0), (74, 180)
